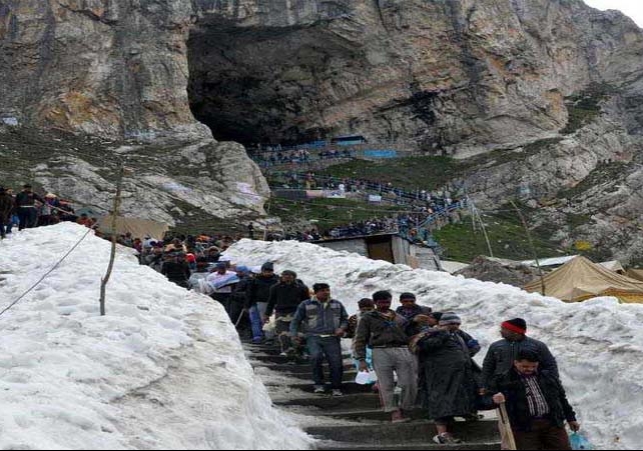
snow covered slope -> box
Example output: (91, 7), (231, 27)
(0, 224), (312, 450)
(226, 239), (643, 450)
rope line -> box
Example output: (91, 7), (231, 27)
(0, 228), (93, 318)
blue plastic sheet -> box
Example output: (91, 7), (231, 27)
(570, 432), (594, 450)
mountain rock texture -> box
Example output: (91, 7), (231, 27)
(3, 0), (643, 257)
(188, 0), (642, 151)
(0, 0), (268, 226)
(188, 0), (643, 262)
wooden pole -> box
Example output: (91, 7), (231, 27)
(469, 199), (494, 258)
(510, 200), (546, 296)
(498, 402), (518, 450)
(476, 207), (495, 258)
(99, 163), (124, 316)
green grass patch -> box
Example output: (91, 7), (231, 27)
(433, 209), (564, 262)
(566, 213), (592, 229)
(315, 156), (471, 191)
(269, 197), (402, 230)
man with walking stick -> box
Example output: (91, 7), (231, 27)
(486, 350), (580, 450)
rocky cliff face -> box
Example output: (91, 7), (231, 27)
(0, 0), (268, 226)
(3, 0), (643, 251)
(188, 0), (643, 152)
(0, 0), (201, 139)
(188, 0), (643, 262)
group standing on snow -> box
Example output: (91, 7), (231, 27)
(152, 242), (580, 450)
(0, 184), (88, 239)
(1, 184), (583, 450)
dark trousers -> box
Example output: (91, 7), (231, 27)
(18, 208), (37, 230)
(0, 222), (6, 237)
(229, 301), (245, 326)
(212, 293), (232, 318)
(513, 420), (572, 450)
(170, 279), (189, 289)
(307, 335), (343, 389)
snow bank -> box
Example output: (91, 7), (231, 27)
(226, 239), (643, 450)
(0, 224), (312, 450)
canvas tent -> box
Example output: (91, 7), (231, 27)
(97, 216), (170, 240)
(627, 269), (643, 282)
(524, 256), (643, 303)
(599, 260), (626, 274)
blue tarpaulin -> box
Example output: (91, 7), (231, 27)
(363, 149), (398, 159)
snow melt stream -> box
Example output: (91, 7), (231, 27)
(0, 224), (312, 450)
(226, 239), (643, 450)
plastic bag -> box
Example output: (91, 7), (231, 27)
(262, 316), (276, 333)
(355, 371), (378, 385)
(355, 371), (371, 385)
(570, 432), (593, 450)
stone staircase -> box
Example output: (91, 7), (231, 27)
(244, 342), (501, 450)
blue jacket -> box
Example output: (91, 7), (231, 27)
(290, 298), (349, 337)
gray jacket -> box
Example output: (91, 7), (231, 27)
(290, 298), (349, 337)
(482, 336), (559, 389)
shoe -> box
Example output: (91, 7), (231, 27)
(432, 433), (461, 445)
(279, 352), (288, 357)
(391, 410), (411, 423)
(331, 389), (343, 397)
(313, 385), (326, 394)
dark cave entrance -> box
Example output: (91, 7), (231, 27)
(186, 16), (374, 147)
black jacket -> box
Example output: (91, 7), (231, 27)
(482, 337), (559, 389)
(15, 191), (43, 208)
(485, 368), (577, 432)
(265, 280), (310, 317)
(161, 261), (191, 286)
(232, 275), (253, 304)
(245, 274), (280, 309)
(0, 193), (13, 222)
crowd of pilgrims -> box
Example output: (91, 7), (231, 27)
(251, 148), (355, 167)
(0, 185), (430, 244)
(1, 184), (583, 449)
(272, 171), (465, 211)
(0, 184), (97, 239)
(145, 236), (580, 449)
